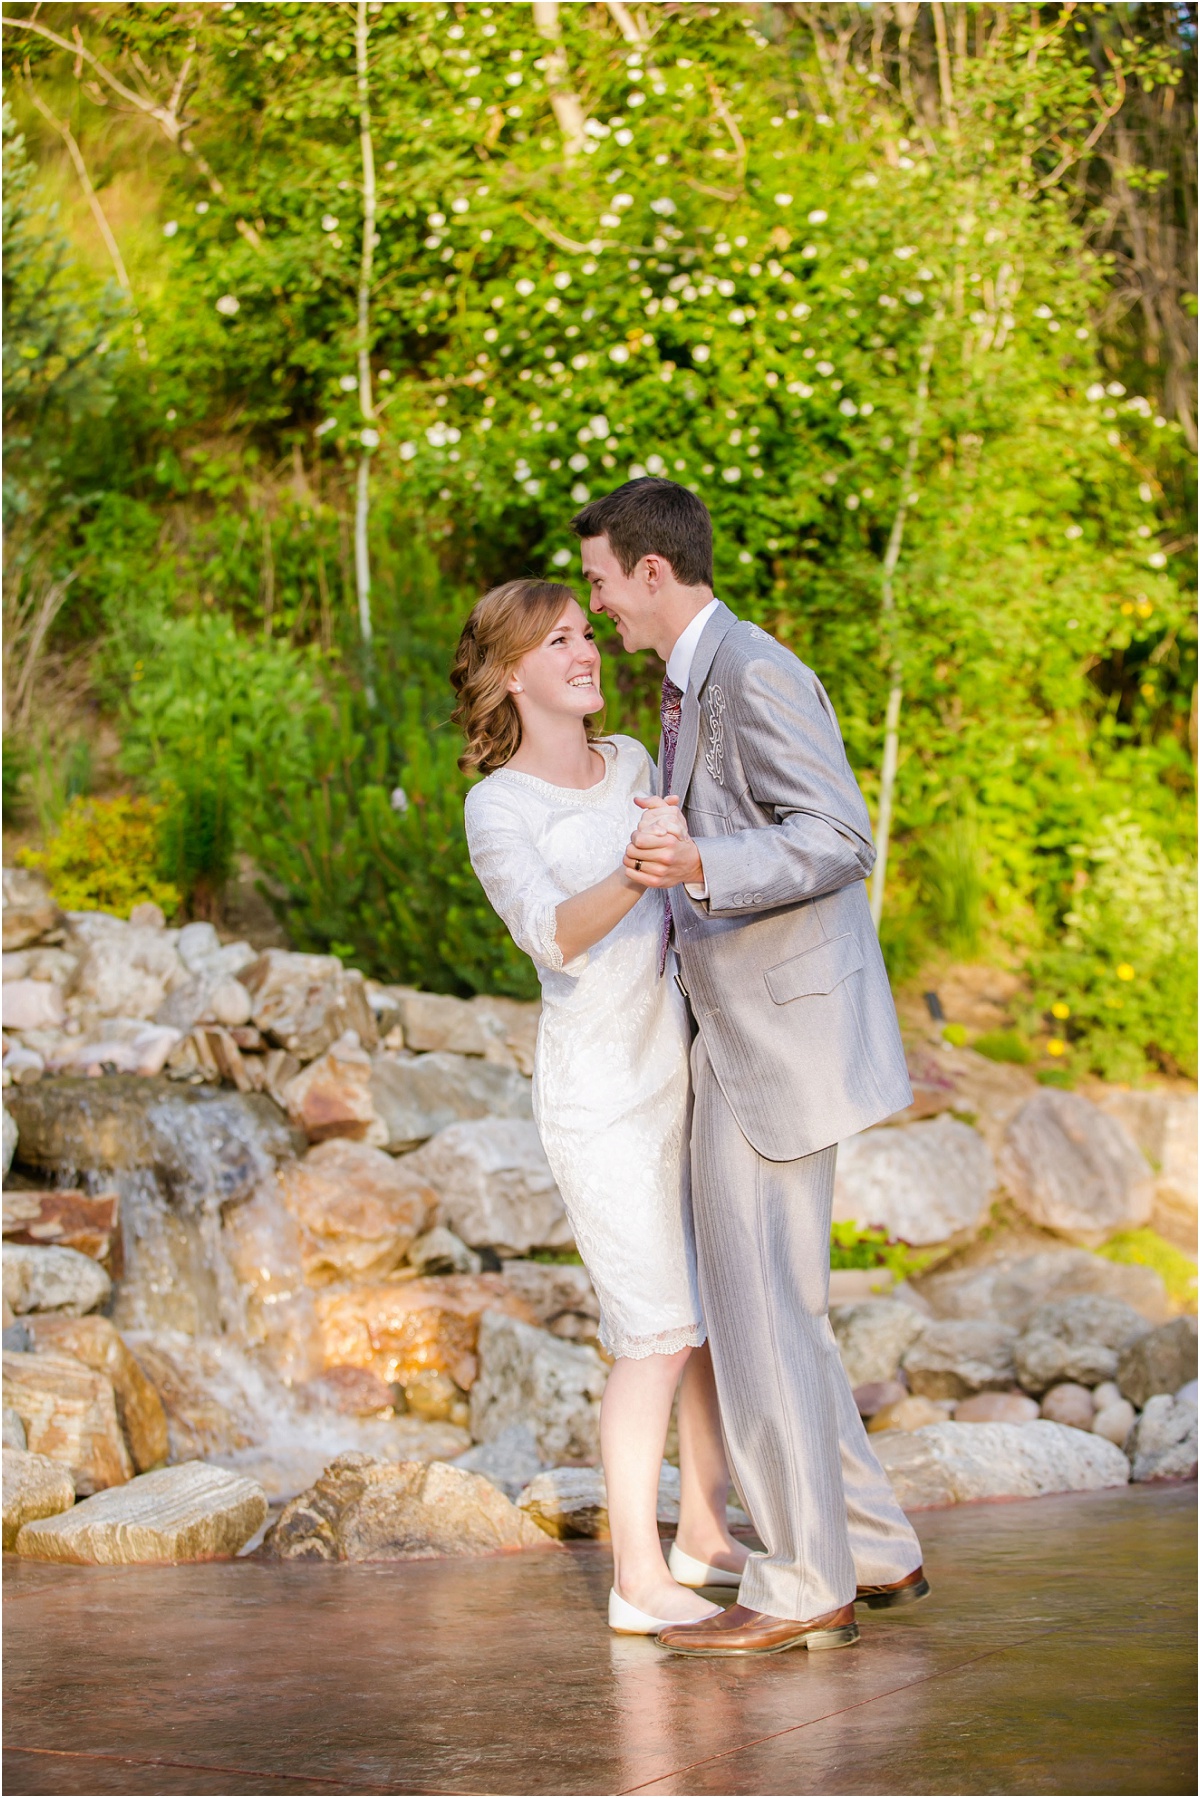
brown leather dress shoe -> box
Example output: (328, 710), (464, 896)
(656, 1601), (859, 1657)
(855, 1565), (930, 1609)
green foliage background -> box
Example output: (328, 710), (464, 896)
(3, 2), (1195, 1066)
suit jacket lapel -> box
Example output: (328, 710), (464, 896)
(671, 602), (738, 806)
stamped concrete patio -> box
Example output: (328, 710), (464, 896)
(4, 1482), (1195, 1797)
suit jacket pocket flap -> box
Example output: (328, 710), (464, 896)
(765, 934), (864, 1004)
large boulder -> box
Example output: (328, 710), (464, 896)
(3, 867), (63, 950)
(263, 1452), (552, 1561)
(1117, 1316), (1199, 1408)
(470, 1310), (607, 1466)
(401, 1119), (573, 1255)
(3, 1447), (76, 1548)
(901, 1320), (1018, 1400)
(1126, 1394), (1198, 1483)
(917, 1248), (1172, 1329)
(2, 1349), (132, 1493)
(15, 1460), (267, 1563)
(500, 1260), (601, 1342)
(280, 1031), (386, 1146)
(68, 921), (188, 1021)
(1092, 1089), (1197, 1244)
(516, 1461), (684, 1540)
(834, 1115), (996, 1245)
(2, 1243), (111, 1317)
(2, 1190), (120, 1267)
(315, 1275), (539, 1394)
(3, 978), (66, 1031)
(369, 1052), (533, 1153)
(1013, 1296), (1150, 1394)
(242, 949), (377, 1062)
(999, 1091), (1154, 1245)
(395, 992), (509, 1059)
(24, 1315), (168, 1472)
(276, 1139), (432, 1286)
(830, 1299), (927, 1388)
(874, 1419), (1129, 1509)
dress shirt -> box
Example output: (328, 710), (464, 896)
(664, 598), (719, 900)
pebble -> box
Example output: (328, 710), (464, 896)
(853, 1378), (908, 1419)
(954, 1391), (1039, 1425)
(1039, 1383), (1096, 1431)
(1091, 1398), (1136, 1449)
(867, 1395), (947, 1433)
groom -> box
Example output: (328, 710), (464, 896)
(571, 477), (927, 1656)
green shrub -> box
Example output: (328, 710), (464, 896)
(1031, 818), (1197, 1081)
(829, 1221), (934, 1285)
(19, 795), (180, 918)
(1097, 1230), (1197, 1313)
(973, 1030), (1033, 1065)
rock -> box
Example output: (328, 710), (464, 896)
(2, 1190), (120, 1266)
(1126, 1394), (1199, 1482)
(47, 1023), (182, 1079)
(500, 1260), (601, 1341)
(999, 1091), (1154, 1245)
(69, 924), (188, 1021)
(953, 1391), (1039, 1424)
(407, 1226), (482, 1278)
(404, 1369), (469, 1428)
(901, 1320), (1018, 1400)
(828, 1269), (896, 1303)
(264, 1452), (552, 1561)
(24, 1316), (168, 1472)
(830, 1300), (927, 1389)
(242, 949), (378, 1062)
(1178, 1379), (1198, 1406)
(3, 978), (66, 1031)
(470, 1310), (607, 1466)
(515, 1461), (683, 1539)
(277, 1138), (431, 1285)
(1117, 1316), (1199, 1408)
(219, 1187), (321, 1384)
(917, 1248), (1173, 1329)
(853, 1378), (908, 1419)
(875, 1419), (1129, 1509)
(833, 1115), (996, 1245)
(369, 1051), (533, 1152)
(281, 1031), (387, 1146)
(401, 1119), (573, 1256)
(315, 1275), (539, 1393)
(175, 922), (257, 982)
(127, 901), (166, 930)
(2, 868), (62, 950)
(468, 996), (540, 1076)
(2, 1105), (15, 1176)
(3, 1405), (27, 1448)
(2, 1349), (132, 1493)
(396, 992), (506, 1058)
(3, 1243), (111, 1317)
(204, 978), (253, 1028)
(1091, 1380), (1123, 1410)
(295, 1366), (397, 1418)
(453, 1423), (546, 1501)
(15, 1460), (267, 1562)
(867, 1395), (948, 1433)
(1038, 1383), (1095, 1430)
(1092, 1398), (1136, 1448)
(1091, 1090), (1198, 1244)
(4, 1044), (44, 1083)
(1014, 1296), (1151, 1394)
(3, 1447), (76, 1547)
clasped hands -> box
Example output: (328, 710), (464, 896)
(623, 795), (705, 890)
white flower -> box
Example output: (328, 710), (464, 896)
(645, 454), (665, 474)
(215, 295), (240, 316)
(628, 463), (647, 479)
(390, 787), (409, 814)
(600, 213), (621, 228)
(568, 453), (588, 472)
(571, 353), (589, 371)
(791, 302), (811, 320)
(774, 193), (793, 207)
(315, 417), (338, 437)
(816, 361), (834, 376)
(614, 129), (633, 145)
(398, 441), (417, 461)
(1107, 381), (1126, 396)
(163, 220), (178, 237)
(427, 421), (455, 447)
(360, 427), (380, 448)
(339, 375), (358, 392)
(650, 196), (676, 216)
(428, 212), (447, 227)
(692, 345), (711, 363)
(801, 244), (818, 259)
(738, 550), (753, 564)
(506, 71), (523, 86)
(1148, 551), (1167, 568)
(613, 194), (634, 210)
(722, 466), (741, 483)
(553, 272), (572, 290)
(839, 399), (858, 417)
(515, 279), (536, 298)
(1075, 327), (1089, 340)
(322, 214), (339, 232)
(584, 118), (610, 139)
(451, 197), (470, 213)
(786, 381), (813, 398)
(609, 344), (630, 363)
(523, 478), (541, 496)
(894, 245), (916, 259)
(807, 209), (827, 224)
(1086, 383), (1106, 402)
(552, 548), (573, 567)
(729, 308), (746, 325)
(195, 200), (210, 215)
(717, 279), (736, 298)
(570, 483), (590, 502)
(860, 402), (874, 416)
(1138, 482), (1154, 502)
(846, 494), (860, 510)
(628, 91), (645, 106)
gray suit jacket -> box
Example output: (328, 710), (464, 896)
(663, 602), (912, 1161)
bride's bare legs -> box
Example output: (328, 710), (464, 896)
(674, 1342), (750, 1575)
(602, 1347), (720, 1622)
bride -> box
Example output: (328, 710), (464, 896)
(452, 577), (747, 1633)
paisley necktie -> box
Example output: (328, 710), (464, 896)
(658, 676), (683, 976)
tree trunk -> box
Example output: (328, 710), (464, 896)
(354, 0), (377, 704)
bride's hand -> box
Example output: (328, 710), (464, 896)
(630, 794), (689, 842)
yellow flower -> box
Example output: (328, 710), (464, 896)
(1050, 1001), (1070, 1020)
(1116, 963), (1135, 981)
(1046, 1038), (1066, 1056)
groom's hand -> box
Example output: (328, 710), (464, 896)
(624, 795), (705, 888)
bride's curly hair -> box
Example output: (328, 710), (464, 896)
(450, 578), (601, 775)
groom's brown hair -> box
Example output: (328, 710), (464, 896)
(570, 478), (714, 589)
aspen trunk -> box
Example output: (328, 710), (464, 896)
(354, 0), (377, 704)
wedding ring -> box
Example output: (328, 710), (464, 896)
(634, 860), (642, 872)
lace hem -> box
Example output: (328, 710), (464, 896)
(601, 1321), (707, 1361)
(532, 900), (588, 977)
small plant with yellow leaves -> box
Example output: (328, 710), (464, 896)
(19, 796), (180, 920)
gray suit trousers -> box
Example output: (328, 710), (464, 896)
(690, 1034), (923, 1620)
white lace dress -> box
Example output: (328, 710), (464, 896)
(464, 734), (704, 1361)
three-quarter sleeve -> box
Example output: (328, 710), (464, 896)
(464, 785), (588, 977)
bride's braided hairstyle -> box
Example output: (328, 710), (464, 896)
(450, 578), (601, 775)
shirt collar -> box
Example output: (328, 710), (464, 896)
(665, 598), (720, 692)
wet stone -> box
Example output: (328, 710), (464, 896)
(2, 1349), (132, 1494)
(2, 1243), (111, 1318)
(874, 1418), (1129, 1509)
(369, 1051), (533, 1153)
(469, 1310), (608, 1467)
(16, 1459), (268, 1563)
(3, 1446), (76, 1548)
(24, 1315), (168, 1472)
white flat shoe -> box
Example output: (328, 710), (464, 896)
(668, 1543), (744, 1590)
(609, 1588), (680, 1635)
